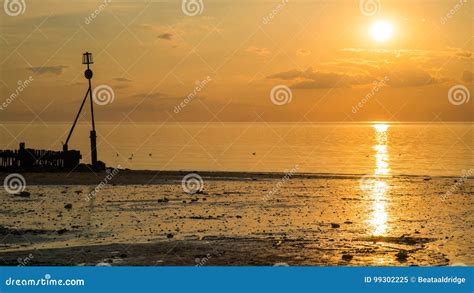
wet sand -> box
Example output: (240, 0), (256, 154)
(0, 171), (472, 266)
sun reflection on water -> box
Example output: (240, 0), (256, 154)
(368, 180), (389, 235)
(362, 123), (391, 236)
(374, 124), (390, 175)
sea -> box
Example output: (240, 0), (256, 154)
(0, 122), (472, 177)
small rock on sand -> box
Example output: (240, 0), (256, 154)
(342, 254), (353, 261)
(15, 191), (30, 198)
(167, 233), (174, 239)
(331, 223), (340, 228)
(64, 203), (73, 210)
(57, 228), (68, 235)
(395, 250), (409, 261)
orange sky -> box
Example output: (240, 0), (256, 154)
(0, 0), (472, 122)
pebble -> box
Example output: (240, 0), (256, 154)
(15, 191), (31, 198)
(395, 251), (409, 261)
(342, 254), (353, 261)
(57, 228), (68, 235)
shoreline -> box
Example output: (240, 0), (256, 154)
(0, 169), (468, 186)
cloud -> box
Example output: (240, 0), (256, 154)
(340, 47), (473, 62)
(385, 67), (442, 87)
(324, 58), (383, 73)
(267, 68), (372, 89)
(455, 50), (472, 59)
(130, 92), (169, 99)
(113, 77), (132, 82)
(296, 49), (311, 56)
(29, 65), (68, 75)
(246, 46), (270, 56)
(268, 65), (443, 89)
(267, 69), (302, 80)
(462, 71), (473, 82)
(157, 33), (173, 41)
(330, 47), (472, 87)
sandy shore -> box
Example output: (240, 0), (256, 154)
(1, 169), (405, 185)
(2, 169), (459, 185)
(0, 171), (472, 266)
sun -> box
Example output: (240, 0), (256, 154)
(371, 21), (394, 42)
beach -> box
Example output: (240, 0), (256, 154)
(1, 1), (472, 290)
(0, 170), (472, 266)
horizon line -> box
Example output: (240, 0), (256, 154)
(0, 121), (472, 124)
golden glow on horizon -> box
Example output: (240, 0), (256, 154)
(373, 123), (390, 133)
(370, 21), (394, 42)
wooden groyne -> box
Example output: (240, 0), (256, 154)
(0, 143), (81, 170)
